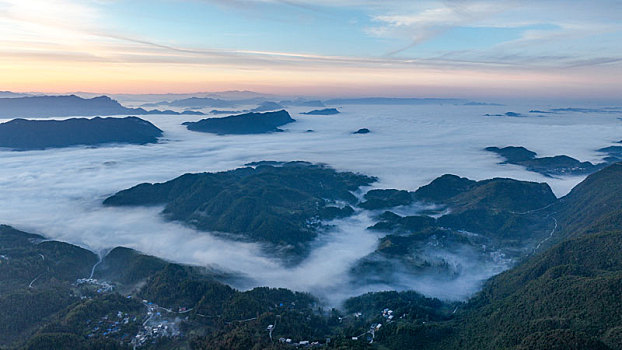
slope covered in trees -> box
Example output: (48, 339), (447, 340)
(386, 230), (622, 350)
(485, 146), (600, 176)
(183, 110), (295, 134)
(0, 117), (162, 150)
(3, 163), (622, 350)
(104, 162), (375, 257)
(374, 162), (622, 350)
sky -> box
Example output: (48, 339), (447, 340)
(0, 0), (621, 99)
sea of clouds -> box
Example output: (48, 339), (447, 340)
(0, 103), (620, 305)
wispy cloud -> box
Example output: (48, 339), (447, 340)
(374, 3), (515, 55)
(0, 0), (614, 70)
(0, 0), (620, 96)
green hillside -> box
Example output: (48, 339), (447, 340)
(104, 162), (375, 257)
(375, 163), (622, 350)
(554, 162), (622, 238)
(2, 163), (621, 350)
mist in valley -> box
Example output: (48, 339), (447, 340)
(0, 103), (620, 306)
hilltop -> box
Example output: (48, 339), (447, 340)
(104, 161), (375, 257)
(183, 110), (295, 134)
(485, 146), (604, 177)
(302, 108), (340, 115)
(375, 162), (622, 350)
(0, 117), (163, 150)
(353, 175), (557, 287)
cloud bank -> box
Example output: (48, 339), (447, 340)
(0, 103), (620, 305)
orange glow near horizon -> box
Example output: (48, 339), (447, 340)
(2, 55), (618, 99)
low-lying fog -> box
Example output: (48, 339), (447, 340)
(1, 104), (620, 305)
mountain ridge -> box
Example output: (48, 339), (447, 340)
(0, 95), (202, 118)
(0, 116), (163, 150)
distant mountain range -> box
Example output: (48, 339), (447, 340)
(0, 95), (203, 118)
(62, 90), (276, 106)
(139, 96), (492, 110)
(141, 97), (239, 109)
(0, 91), (30, 98)
(140, 96), (270, 109)
(324, 97), (466, 105)
(0, 92), (504, 113)
(280, 98), (325, 107)
(250, 101), (284, 112)
(142, 99), (287, 111)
